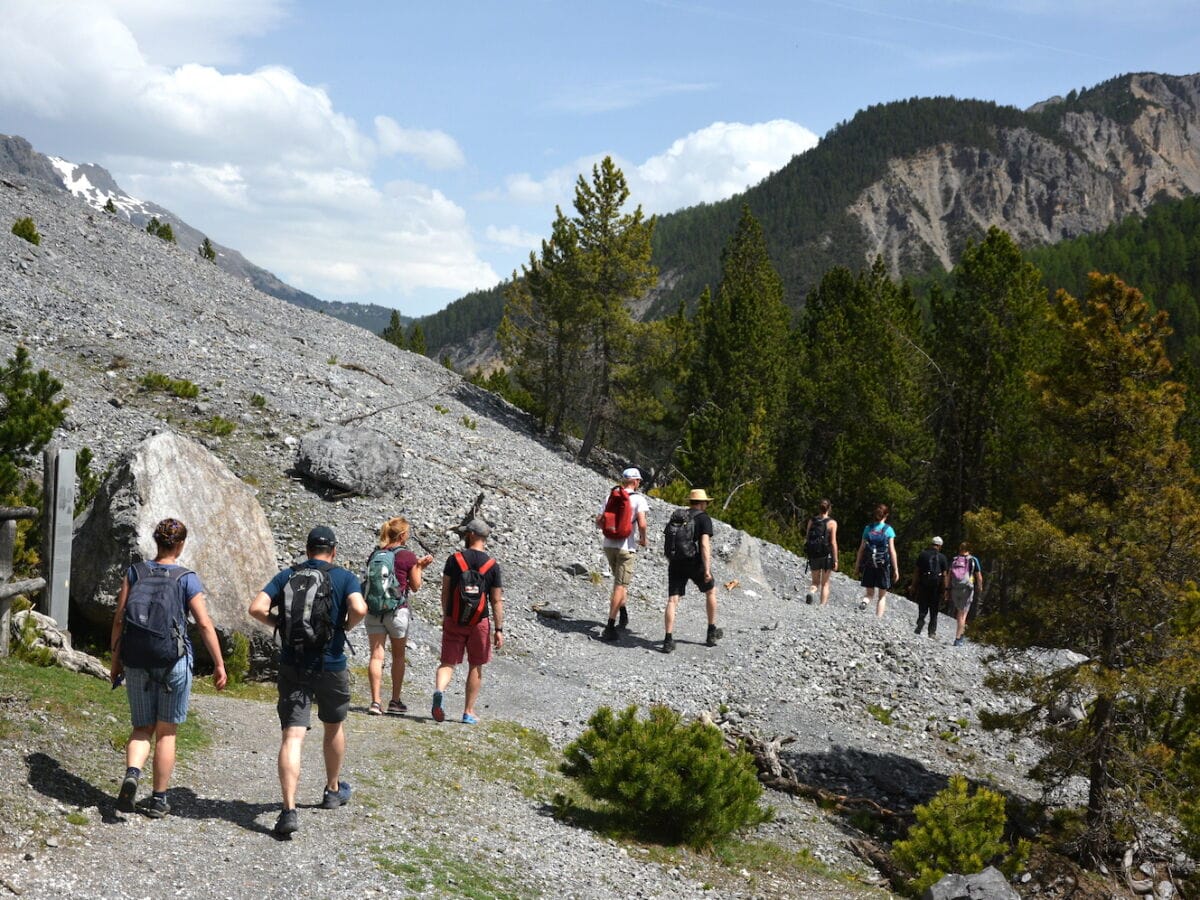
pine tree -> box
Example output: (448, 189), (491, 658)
(380, 310), (407, 350)
(971, 274), (1200, 857)
(0, 346), (69, 499)
(781, 259), (932, 551)
(406, 323), (427, 356)
(198, 237), (216, 262)
(103, 197), (117, 214)
(678, 206), (790, 531)
(928, 227), (1051, 543)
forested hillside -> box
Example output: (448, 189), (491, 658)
(1028, 194), (1200, 368)
(421, 72), (1198, 360)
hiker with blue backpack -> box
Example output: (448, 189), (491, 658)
(948, 541), (984, 647)
(248, 525), (366, 837)
(432, 518), (505, 725)
(363, 516), (434, 715)
(854, 503), (900, 618)
(110, 518), (227, 819)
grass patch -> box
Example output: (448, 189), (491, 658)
(199, 415), (236, 436)
(139, 371), (200, 399)
(65, 811), (89, 826)
(712, 838), (841, 882)
(249, 392), (267, 408)
(0, 657), (209, 756)
(476, 720), (561, 800)
(191, 676), (276, 703)
(866, 703), (894, 726)
(371, 841), (528, 899)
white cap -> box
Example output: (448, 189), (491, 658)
(932, 536), (944, 546)
(621, 467), (642, 480)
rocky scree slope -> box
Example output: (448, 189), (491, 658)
(0, 174), (1064, 890)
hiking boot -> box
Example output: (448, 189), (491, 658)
(116, 773), (139, 813)
(914, 623), (924, 635)
(320, 780), (351, 809)
(387, 699), (407, 715)
(136, 795), (170, 819)
(274, 808), (299, 836)
(462, 713), (478, 725)
(805, 591), (814, 605)
(662, 635), (675, 654)
(600, 623), (619, 642)
(431, 690), (445, 723)
(705, 625), (723, 647)
(617, 607), (629, 630)
(928, 630), (937, 638)
(858, 599), (868, 611)
(953, 637), (966, 647)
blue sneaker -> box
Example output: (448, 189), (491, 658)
(320, 780), (351, 809)
(431, 690), (445, 722)
(462, 713), (478, 725)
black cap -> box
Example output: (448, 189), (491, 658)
(307, 525), (337, 549)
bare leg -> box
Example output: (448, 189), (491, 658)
(435, 663), (455, 693)
(956, 608), (968, 639)
(125, 725), (154, 771)
(278, 726), (306, 809)
(875, 589), (888, 618)
(322, 721), (345, 792)
(607, 583), (627, 621)
(367, 633), (387, 705)
(817, 570), (832, 605)
(705, 588), (718, 625)
(664, 595), (680, 634)
(150, 722), (178, 792)
(464, 665), (484, 717)
(389, 637), (407, 702)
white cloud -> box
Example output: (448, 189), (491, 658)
(496, 119), (819, 217)
(0, 0), (494, 310)
(375, 116), (466, 170)
(485, 225), (543, 251)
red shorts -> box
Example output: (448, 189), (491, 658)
(440, 618), (492, 667)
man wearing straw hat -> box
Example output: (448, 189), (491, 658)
(661, 488), (722, 653)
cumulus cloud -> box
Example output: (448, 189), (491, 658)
(0, 0), (495, 310)
(485, 225), (544, 251)
(375, 117), (466, 170)
(496, 119), (819, 216)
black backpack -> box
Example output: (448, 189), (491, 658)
(804, 516), (831, 558)
(663, 508), (700, 562)
(918, 550), (946, 587)
(120, 562), (190, 669)
(449, 551), (496, 626)
(274, 561), (336, 658)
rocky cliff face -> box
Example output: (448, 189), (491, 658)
(850, 73), (1200, 275)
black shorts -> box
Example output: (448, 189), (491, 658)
(668, 562), (715, 597)
(860, 564), (893, 590)
(808, 554), (834, 572)
(277, 664), (351, 729)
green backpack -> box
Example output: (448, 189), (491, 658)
(364, 547), (409, 617)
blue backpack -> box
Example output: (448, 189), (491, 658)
(120, 562), (189, 669)
(865, 525), (890, 569)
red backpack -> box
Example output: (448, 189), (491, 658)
(600, 487), (634, 540)
(449, 551), (496, 626)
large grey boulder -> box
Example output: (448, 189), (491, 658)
(71, 431), (278, 642)
(294, 425), (404, 497)
(924, 866), (1019, 900)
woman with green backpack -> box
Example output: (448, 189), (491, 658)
(363, 517), (433, 715)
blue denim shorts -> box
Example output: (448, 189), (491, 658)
(125, 655), (192, 727)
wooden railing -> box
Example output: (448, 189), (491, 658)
(0, 506), (45, 657)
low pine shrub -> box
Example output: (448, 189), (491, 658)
(138, 371), (200, 399)
(11, 217), (41, 245)
(225, 632), (250, 685)
(561, 704), (771, 848)
(892, 774), (1029, 895)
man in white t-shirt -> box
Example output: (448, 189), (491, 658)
(596, 467), (649, 641)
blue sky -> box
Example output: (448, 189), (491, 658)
(2, 1), (1197, 316)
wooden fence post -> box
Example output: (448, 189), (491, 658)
(0, 507), (46, 657)
(40, 447), (75, 630)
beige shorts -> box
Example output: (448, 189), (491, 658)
(604, 547), (637, 587)
(364, 606), (410, 640)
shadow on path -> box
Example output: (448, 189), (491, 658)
(25, 752), (278, 834)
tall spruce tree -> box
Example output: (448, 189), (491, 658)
(679, 206), (790, 532)
(406, 323), (427, 356)
(971, 274), (1200, 857)
(381, 310), (407, 350)
(928, 227), (1050, 544)
(499, 157), (656, 454)
(781, 259), (932, 553)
